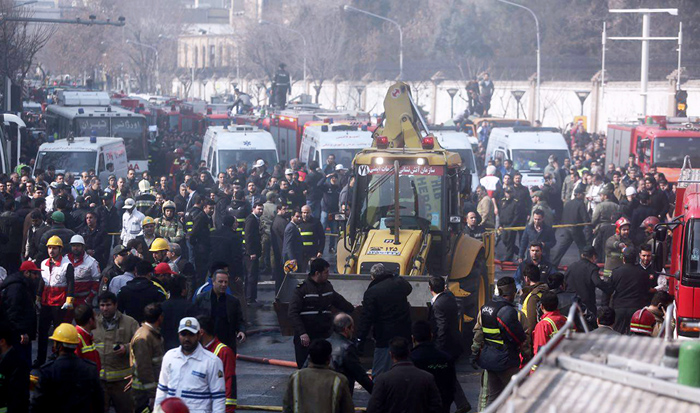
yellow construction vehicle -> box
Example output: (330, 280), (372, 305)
(275, 82), (493, 343)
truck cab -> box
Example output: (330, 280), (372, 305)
(298, 122), (373, 168)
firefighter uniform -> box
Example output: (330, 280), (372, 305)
(155, 343), (226, 413)
(299, 218), (324, 272)
(37, 254), (75, 365)
(131, 321), (165, 413)
(204, 338), (237, 412)
(287, 276), (354, 368)
(75, 325), (101, 372)
(272, 65), (291, 109)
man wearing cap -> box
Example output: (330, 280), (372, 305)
(99, 245), (128, 296)
(37, 211), (76, 262)
(620, 185), (639, 219)
(121, 198), (145, 246)
(552, 186), (589, 267)
(0, 260), (41, 364)
(154, 262), (175, 298)
(67, 234), (101, 308)
(31, 323), (104, 412)
(156, 317), (226, 413)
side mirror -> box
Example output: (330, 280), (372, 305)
(333, 213), (346, 222)
(449, 216), (461, 224)
(654, 227), (667, 242)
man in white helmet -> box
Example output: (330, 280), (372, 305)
(67, 235), (101, 308)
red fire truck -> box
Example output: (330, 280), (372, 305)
(607, 116), (700, 183)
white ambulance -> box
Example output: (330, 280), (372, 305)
(298, 122), (373, 169)
(34, 137), (129, 181)
(432, 128), (480, 192)
(201, 124), (279, 176)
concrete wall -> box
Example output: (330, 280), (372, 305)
(173, 77), (700, 132)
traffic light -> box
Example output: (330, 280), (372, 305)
(676, 89), (688, 117)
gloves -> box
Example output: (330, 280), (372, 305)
(61, 297), (74, 311)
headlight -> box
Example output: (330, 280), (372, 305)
(416, 158), (426, 165)
(375, 157), (384, 165)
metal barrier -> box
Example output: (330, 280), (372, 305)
(482, 302), (589, 413)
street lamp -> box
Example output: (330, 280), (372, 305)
(496, 0), (540, 121)
(511, 90), (525, 119)
(355, 85), (365, 110)
(446, 88), (458, 119)
(343, 5), (403, 80)
(126, 39), (159, 93)
(259, 19), (307, 92)
(574, 90), (590, 116)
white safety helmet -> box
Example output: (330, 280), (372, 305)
(70, 235), (85, 245)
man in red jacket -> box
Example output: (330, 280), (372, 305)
(74, 304), (101, 372)
(198, 315), (237, 412)
(532, 291), (567, 355)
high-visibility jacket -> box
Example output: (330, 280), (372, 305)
(75, 325), (101, 372)
(40, 256), (74, 307)
(532, 310), (567, 355)
(204, 338), (237, 412)
(299, 218), (324, 257)
(67, 253), (101, 307)
(94, 311), (140, 382)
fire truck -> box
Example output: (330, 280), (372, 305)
(607, 117), (700, 183)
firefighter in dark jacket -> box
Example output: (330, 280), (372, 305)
(356, 263), (413, 378)
(471, 277), (526, 407)
(31, 323), (104, 413)
(497, 187), (521, 261)
(299, 205), (325, 266)
(272, 63), (291, 109)
(0, 261), (41, 365)
(611, 247), (651, 334)
(287, 258), (354, 368)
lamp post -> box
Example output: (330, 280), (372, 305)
(575, 90), (590, 116)
(355, 85), (365, 110)
(511, 90), (525, 119)
(343, 5), (403, 80)
(126, 39), (159, 93)
(259, 19), (307, 92)
(496, 0), (540, 120)
(446, 88), (458, 119)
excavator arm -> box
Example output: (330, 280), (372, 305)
(373, 82), (443, 149)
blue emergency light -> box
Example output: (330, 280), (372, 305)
(78, 108), (84, 114)
(90, 129), (97, 143)
(48, 133), (56, 143)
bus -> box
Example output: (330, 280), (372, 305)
(45, 91), (149, 172)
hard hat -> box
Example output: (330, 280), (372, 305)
(150, 238), (170, 252)
(154, 262), (175, 275)
(486, 165), (497, 176)
(641, 216), (660, 230)
(19, 261), (40, 272)
(142, 216), (156, 226)
(46, 235), (63, 248)
(284, 260), (298, 274)
(630, 308), (655, 336)
(139, 180), (151, 192)
(158, 397), (190, 413)
(50, 211), (65, 223)
(49, 323), (80, 345)
(70, 235), (85, 245)
(615, 217), (631, 233)
(162, 200), (176, 211)
(625, 186), (637, 196)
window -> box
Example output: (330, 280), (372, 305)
(210, 45), (216, 68)
(98, 153), (105, 172)
(219, 45), (223, 67)
(494, 149), (506, 161)
(207, 146), (214, 168)
(308, 146), (315, 163)
(194, 46), (199, 68)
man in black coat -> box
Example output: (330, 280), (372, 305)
(552, 187), (590, 267)
(498, 188), (521, 261)
(210, 215), (244, 281)
(117, 261), (167, 323)
(410, 321), (458, 413)
(564, 246), (612, 322)
(283, 209), (303, 270)
(428, 277), (463, 360)
(367, 337), (442, 413)
(190, 270), (246, 351)
(611, 248), (651, 334)
(0, 323), (30, 413)
(357, 263), (412, 378)
(0, 199), (24, 273)
(271, 204), (289, 293)
(160, 275), (192, 351)
(0, 261), (41, 365)
(328, 313), (373, 394)
(244, 203), (264, 304)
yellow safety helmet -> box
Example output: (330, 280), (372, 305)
(150, 238), (170, 252)
(142, 216), (156, 226)
(49, 323), (80, 345)
(46, 235), (64, 248)
(284, 260), (298, 274)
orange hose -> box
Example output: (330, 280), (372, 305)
(236, 354), (297, 368)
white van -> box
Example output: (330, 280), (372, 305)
(432, 128), (479, 192)
(485, 127), (570, 187)
(202, 125), (279, 176)
(298, 122), (373, 168)
(34, 137), (129, 182)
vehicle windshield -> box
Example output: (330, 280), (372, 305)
(321, 149), (363, 170)
(218, 150), (277, 171)
(36, 151), (96, 174)
(358, 164), (444, 231)
(75, 117), (146, 159)
(512, 149), (569, 173)
(449, 149), (477, 172)
(684, 219), (700, 280)
(208, 117), (230, 127)
(654, 137), (700, 168)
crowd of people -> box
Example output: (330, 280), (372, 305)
(0, 115), (679, 412)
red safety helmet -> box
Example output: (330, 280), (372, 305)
(159, 397), (190, 413)
(641, 216), (660, 232)
(615, 217), (631, 234)
(630, 308), (656, 336)
(19, 261), (40, 272)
